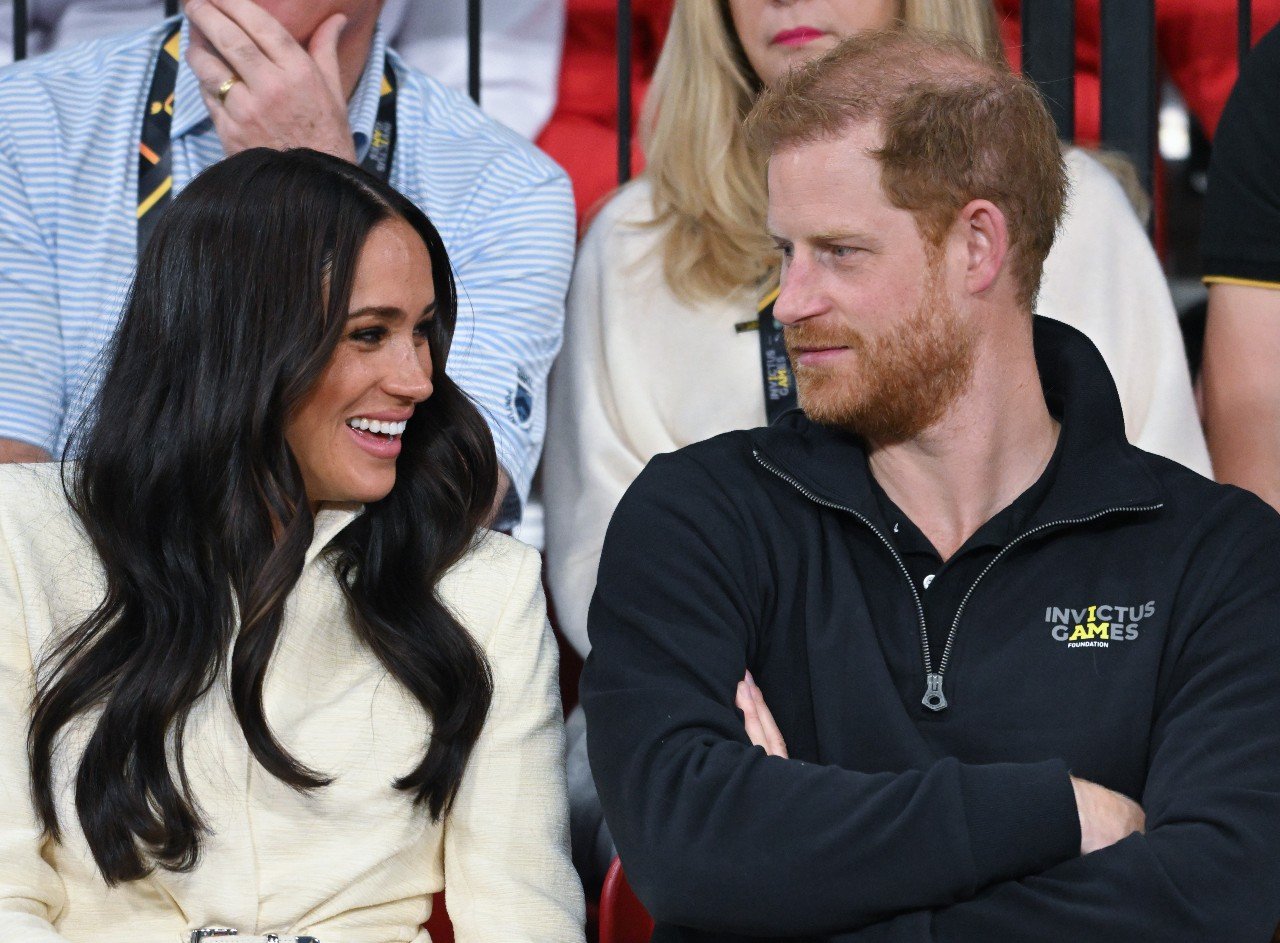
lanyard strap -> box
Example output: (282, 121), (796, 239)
(753, 284), (797, 423)
(137, 25), (181, 256)
(137, 23), (399, 257)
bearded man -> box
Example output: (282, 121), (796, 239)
(580, 28), (1280, 942)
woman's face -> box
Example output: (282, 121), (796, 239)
(726, 0), (898, 87)
(286, 217), (436, 509)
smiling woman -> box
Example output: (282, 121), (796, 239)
(0, 148), (584, 942)
(286, 217), (438, 507)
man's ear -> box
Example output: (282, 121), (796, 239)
(956, 199), (1009, 296)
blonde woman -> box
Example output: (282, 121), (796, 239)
(544, 0), (1209, 664)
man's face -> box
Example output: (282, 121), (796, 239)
(245, 0), (382, 43)
(767, 124), (977, 443)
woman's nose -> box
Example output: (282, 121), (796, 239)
(385, 345), (433, 402)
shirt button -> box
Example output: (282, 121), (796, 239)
(923, 574), (935, 589)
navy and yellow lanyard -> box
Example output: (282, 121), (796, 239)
(736, 283), (798, 423)
(137, 24), (399, 256)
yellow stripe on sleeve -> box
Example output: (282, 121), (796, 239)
(1202, 275), (1280, 291)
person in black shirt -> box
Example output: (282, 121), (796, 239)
(1201, 22), (1280, 509)
(583, 27), (1280, 942)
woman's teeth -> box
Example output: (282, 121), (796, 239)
(346, 417), (407, 437)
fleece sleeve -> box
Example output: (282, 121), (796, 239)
(836, 493), (1280, 943)
(581, 451), (1082, 937)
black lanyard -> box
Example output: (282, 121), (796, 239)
(137, 23), (399, 256)
(736, 283), (797, 423)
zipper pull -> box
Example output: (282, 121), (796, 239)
(922, 672), (948, 712)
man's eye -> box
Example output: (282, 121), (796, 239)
(829, 245), (859, 259)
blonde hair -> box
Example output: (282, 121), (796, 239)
(642, 0), (1003, 303)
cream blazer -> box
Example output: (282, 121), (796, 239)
(0, 463), (585, 943)
(544, 148), (1213, 658)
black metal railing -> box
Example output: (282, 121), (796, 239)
(3, 1), (1264, 191)
(467, 0), (481, 105)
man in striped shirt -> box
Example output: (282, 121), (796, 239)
(0, 0), (574, 525)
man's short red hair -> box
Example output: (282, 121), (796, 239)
(745, 28), (1068, 309)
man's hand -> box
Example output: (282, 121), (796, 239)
(1071, 776), (1145, 855)
(736, 671), (788, 759)
(0, 437), (51, 463)
(185, 0), (356, 162)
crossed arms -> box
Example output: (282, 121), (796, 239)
(582, 451), (1280, 940)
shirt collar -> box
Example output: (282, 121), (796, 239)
(306, 502), (365, 568)
(171, 16), (390, 160)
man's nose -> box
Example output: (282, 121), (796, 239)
(772, 254), (823, 326)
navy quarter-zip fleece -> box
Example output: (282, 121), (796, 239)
(582, 317), (1280, 941)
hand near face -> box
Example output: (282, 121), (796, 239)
(736, 671), (789, 759)
(185, 0), (357, 162)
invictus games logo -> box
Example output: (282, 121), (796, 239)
(1045, 601), (1156, 649)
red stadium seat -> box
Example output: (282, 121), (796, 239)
(424, 895), (454, 943)
(598, 857), (654, 943)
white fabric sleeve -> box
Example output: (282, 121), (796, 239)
(442, 542), (585, 942)
(542, 211), (650, 657)
(1040, 149), (1212, 477)
(0, 506), (71, 941)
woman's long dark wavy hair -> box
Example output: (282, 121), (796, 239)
(29, 148), (498, 885)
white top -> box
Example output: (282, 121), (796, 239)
(380, 0), (564, 140)
(544, 148), (1213, 656)
(0, 464), (585, 943)
(0, 0), (158, 64)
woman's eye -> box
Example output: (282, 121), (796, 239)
(349, 326), (386, 344)
(413, 318), (432, 342)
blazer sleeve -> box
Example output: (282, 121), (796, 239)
(442, 541), (586, 942)
(582, 451), (1082, 936)
(543, 201), (650, 657)
(0, 504), (72, 942)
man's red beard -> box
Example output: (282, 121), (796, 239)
(785, 269), (977, 444)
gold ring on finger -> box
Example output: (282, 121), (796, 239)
(216, 75), (240, 104)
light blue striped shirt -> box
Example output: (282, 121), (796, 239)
(0, 17), (574, 518)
